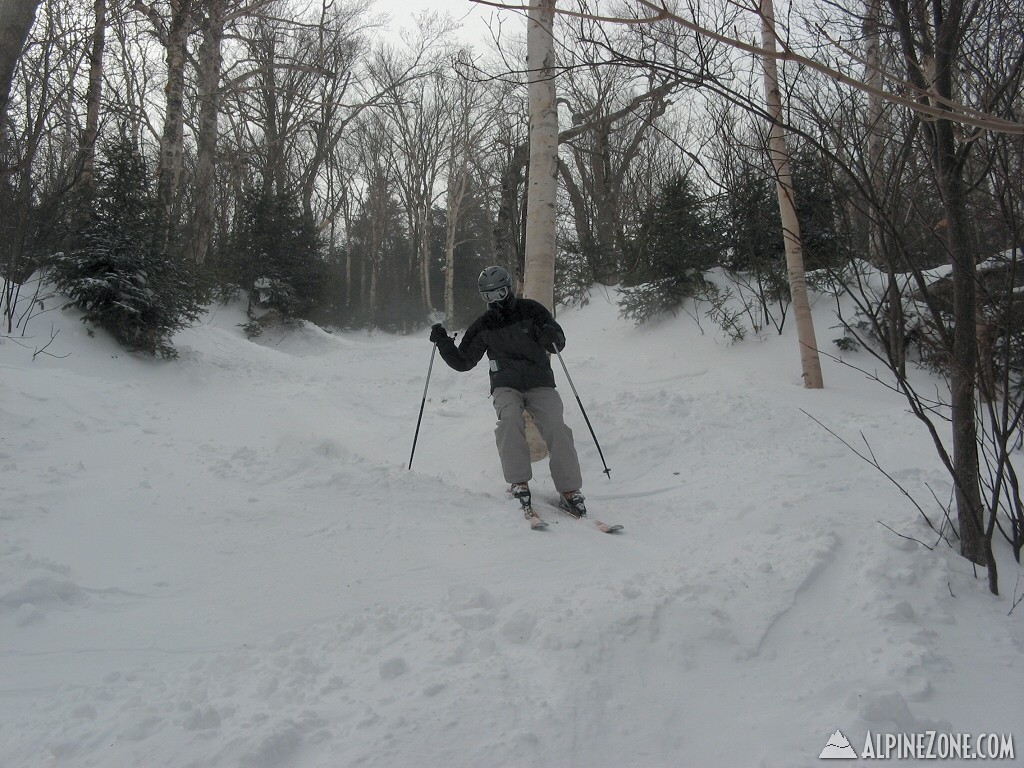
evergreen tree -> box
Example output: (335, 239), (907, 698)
(722, 164), (784, 273)
(223, 190), (327, 322)
(619, 173), (725, 322)
(721, 163), (790, 309)
(791, 146), (847, 273)
(52, 135), (199, 357)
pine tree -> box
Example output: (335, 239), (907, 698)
(619, 174), (724, 322)
(223, 190), (326, 322)
(52, 135), (199, 357)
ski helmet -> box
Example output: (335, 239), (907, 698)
(478, 266), (515, 308)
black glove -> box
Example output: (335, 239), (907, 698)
(538, 324), (564, 353)
(429, 323), (449, 344)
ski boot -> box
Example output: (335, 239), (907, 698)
(510, 482), (532, 514)
(511, 483), (547, 530)
(559, 490), (587, 519)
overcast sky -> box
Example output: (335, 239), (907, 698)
(387, 0), (521, 46)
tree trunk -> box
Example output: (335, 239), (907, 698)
(0, 0), (40, 125)
(444, 157), (470, 326)
(495, 150), (526, 273)
(885, 0), (991, 585)
(79, 0), (106, 197)
(185, 0), (224, 265)
(522, 0), (558, 461)
(936, 119), (989, 572)
(558, 158), (597, 264)
(760, 0), (824, 388)
(589, 122), (624, 285)
(523, 0), (558, 309)
(420, 200), (433, 314)
(932, 0), (988, 575)
(257, 32), (283, 198)
(155, 0), (194, 253)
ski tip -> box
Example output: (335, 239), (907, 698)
(526, 510), (549, 530)
(596, 522), (623, 533)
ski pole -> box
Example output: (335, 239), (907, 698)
(408, 344), (437, 470)
(555, 349), (611, 479)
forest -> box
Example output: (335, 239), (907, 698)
(1, 0), (1022, 590)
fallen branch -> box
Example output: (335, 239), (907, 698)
(1010, 573), (1023, 616)
(877, 520), (934, 550)
(802, 408), (945, 539)
(30, 325), (69, 360)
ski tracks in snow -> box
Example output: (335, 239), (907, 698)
(3, 296), (1022, 767)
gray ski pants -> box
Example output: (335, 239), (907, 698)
(492, 386), (583, 493)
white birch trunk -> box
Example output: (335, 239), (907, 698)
(523, 0), (558, 311)
(523, 0), (558, 461)
(760, 0), (824, 388)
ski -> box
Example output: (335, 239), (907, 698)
(552, 496), (623, 534)
(507, 486), (549, 530)
(505, 487), (621, 533)
(525, 508), (549, 530)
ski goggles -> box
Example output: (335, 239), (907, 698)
(481, 286), (510, 303)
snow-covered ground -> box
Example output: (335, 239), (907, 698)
(2, 282), (1021, 767)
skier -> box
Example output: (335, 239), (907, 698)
(429, 266), (587, 520)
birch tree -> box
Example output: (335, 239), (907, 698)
(522, 0), (558, 309)
(132, 0), (196, 252)
(759, 0), (824, 388)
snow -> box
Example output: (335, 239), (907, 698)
(2, 283), (1022, 768)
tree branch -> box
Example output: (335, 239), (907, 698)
(475, 0), (1023, 133)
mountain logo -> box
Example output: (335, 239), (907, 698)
(819, 730), (859, 759)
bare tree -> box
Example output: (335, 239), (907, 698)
(778, 0), (1024, 591)
(383, 69), (447, 314)
(556, 62), (673, 285)
(443, 54), (491, 325)
(885, 0), (985, 570)
(2, 0), (106, 331)
(350, 110), (400, 322)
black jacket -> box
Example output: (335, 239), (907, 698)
(436, 298), (566, 393)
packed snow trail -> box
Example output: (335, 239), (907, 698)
(1, 289), (1021, 767)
